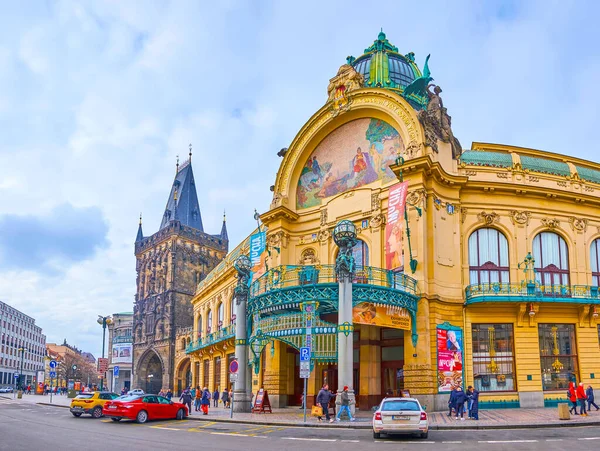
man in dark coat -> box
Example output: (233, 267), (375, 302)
(447, 387), (457, 417)
(316, 384), (335, 423)
(587, 385), (599, 411)
(454, 387), (467, 420)
(179, 387), (192, 415)
(467, 386), (479, 420)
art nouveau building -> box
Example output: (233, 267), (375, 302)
(178, 32), (600, 411)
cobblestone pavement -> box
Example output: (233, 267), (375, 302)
(5, 393), (600, 429)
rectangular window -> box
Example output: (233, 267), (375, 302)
(539, 324), (578, 391)
(471, 324), (516, 392)
(203, 360), (209, 388)
(214, 357), (222, 391)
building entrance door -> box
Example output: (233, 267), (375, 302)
(380, 328), (404, 399)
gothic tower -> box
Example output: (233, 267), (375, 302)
(132, 154), (228, 392)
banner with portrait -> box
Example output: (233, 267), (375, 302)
(112, 344), (132, 364)
(437, 326), (464, 393)
(249, 231), (267, 283)
(352, 302), (411, 330)
(385, 182), (409, 271)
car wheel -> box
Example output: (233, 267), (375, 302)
(111, 417), (121, 422)
(92, 407), (103, 419)
(136, 410), (148, 424)
(72, 412), (82, 417)
(176, 409), (185, 420)
(420, 432), (428, 439)
(373, 431), (381, 439)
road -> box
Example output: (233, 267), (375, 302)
(1, 398), (600, 450)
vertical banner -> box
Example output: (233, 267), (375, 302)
(385, 181), (409, 271)
(249, 231), (267, 282)
(437, 326), (464, 392)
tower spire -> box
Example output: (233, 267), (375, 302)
(189, 143), (192, 162)
(136, 213), (144, 242)
(220, 209), (228, 241)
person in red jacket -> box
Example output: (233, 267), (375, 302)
(576, 382), (588, 416)
(568, 381), (578, 415)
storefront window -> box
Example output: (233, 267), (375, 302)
(533, 232), (570, 287)
(214, 356), (222, 390)
(471, 324), (515, 392)
(539, 324), (578, 390)
(468, 228), (509, 285)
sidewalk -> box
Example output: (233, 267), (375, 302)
(7, 393), (600, 430)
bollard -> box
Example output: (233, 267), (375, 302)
(558, 402), (570, 420)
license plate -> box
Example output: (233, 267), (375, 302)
(392, 415), (410, 420)
(109, 405), (117, 409)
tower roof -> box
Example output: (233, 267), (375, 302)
(136, 214), (144, 242)
(159, 158), (204, 232)
(220, 211), (228, 241)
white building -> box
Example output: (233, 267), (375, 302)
(0, 300), (46, 388)
(107, 312), (133, 393)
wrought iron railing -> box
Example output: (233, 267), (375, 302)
(186, 324), (235, 354)
(250, 264), (418, 298)
(465, 282), (600, 302)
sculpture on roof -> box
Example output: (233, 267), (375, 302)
(418, 84), (463, 159)
(403, 54), (433, 98)
(327, 64), (365, 116)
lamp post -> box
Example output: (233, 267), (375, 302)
(333, 220), (358, 414)
(18, 347), (27, 392)
(232, 254), (252, 413)
(97, 315), (113, 391)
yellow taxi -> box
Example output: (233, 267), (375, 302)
(70, 392), (120, 418)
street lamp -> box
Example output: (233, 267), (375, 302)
(97, 315), (113, 391)
(18, 347), (28, 391)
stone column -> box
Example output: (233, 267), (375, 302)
(233, 255), (252, 413)
(333, 220), (357, 414)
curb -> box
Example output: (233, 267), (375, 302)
(32, 403), (600, 431)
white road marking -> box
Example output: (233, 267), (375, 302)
(442, 442), (462, 444)
(546, 439), (563, 442)
(341, 440), (360, 443)
(578, 437), (600, 440)
(282, 437), (337, 442)
(149, 426), (180, 431)
(478, 440), (538, 444)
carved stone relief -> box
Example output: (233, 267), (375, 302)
(541, 218), (560, 229)
(299, 248), (319, 265)
(510, 210), (531, 226)
(569, 217), (588, 232)
(477, 211), (500, 225)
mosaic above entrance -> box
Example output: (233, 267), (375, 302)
(296, 118), (404, 209)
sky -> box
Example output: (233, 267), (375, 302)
(1, 0), (599, 359)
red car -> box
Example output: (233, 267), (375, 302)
(102, 394), (188, 423)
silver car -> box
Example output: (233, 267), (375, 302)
(372, 397), (429, 439)
(0, 386), (14, 393)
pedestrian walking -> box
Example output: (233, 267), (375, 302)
(158, 389), (165, 397)
(213, 388), (219, 407)
(221, 388), (230, 409)
(316, 384), (335, 423)
(191, 386), (196, 399)
(179, 387), (193, 415)
(467, 386), (479, 420)
(201, 387), (210, 415)
(454, 387), (467, 420)
(335, 386), (355, 422)
(568, 381), (579, 415)
(576, 382), (588, 416)
(194, 386), (202, 412)
(447, 386), (457, 417)
(166, 389), (172, 401)
(587, 385), (600, 411)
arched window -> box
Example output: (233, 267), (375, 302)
(468, 228), (509, 284)
(197, 315), (202, 338)
(207, 310), (213, 334)
(352, 240), (369, 268)
(591, 239), (600, 286)
(217, 303), (224, 330)
(533, 232), (570, 287)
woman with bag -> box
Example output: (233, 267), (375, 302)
(568, 381), (578, 415)
(316, 384), (335, 423)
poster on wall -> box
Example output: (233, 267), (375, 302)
(437, 326), (464, 393)
(352, 302), (411, 330)
(112, 344), (133, 364)
(249, 231), (267, 282)
(385, 182), (409, 271)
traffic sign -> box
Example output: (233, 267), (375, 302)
(14, 374), (18, 379)
(229, 359), (239, 374)
(300, 368), (310, 379)
(229, 373), (238, 382)
(49, 360), (57, 369)
(49, 371), (56, 378)
(300, 347), (310, 362)
(97, 358), (109, 374)
(114, 366), (119, 377)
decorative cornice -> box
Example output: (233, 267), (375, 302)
(260, 206), (299, 224)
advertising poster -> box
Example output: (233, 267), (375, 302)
(385, 182), (409, 271)
(352, 302), (411, 330)
(112, 344), (133, 364)
(437, 327), (464, 392)
(249, 231), (267, 282)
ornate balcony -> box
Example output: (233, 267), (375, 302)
(248, 264), (419, 315)
(185, 324), (235, 354)
(465, 282), (600, 304)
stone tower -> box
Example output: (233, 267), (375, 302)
(132, 155), (228, 393)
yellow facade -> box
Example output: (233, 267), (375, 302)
(182, 34), (600, 411)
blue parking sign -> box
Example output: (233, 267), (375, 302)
(114, 366), (119, 377)
(300, 347), (310, 362)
